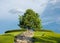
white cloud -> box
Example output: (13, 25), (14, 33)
(9, 0), (49, 14)
(49, 0), (60, 9)
(41, 0), (60, 25)
(49, 0), (57, 5)
(0, 0), (49, 20)
(9, 9), (24, 15)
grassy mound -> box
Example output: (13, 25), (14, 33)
(33, 31), (60, 43)
(0, 30), (60, 43)
(0, 31), (23, 43)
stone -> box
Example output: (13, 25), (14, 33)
(14, 30), (34, 43)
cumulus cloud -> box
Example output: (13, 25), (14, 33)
(9, 9), (24, 15)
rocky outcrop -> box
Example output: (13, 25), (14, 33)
(14, 30), (34, 43)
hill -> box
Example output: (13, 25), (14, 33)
(33, 31), (60, 43)
(0, 30), (60, 43)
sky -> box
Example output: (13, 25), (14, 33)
(41, 0), (60, 33)
(0, 0), (60, 34)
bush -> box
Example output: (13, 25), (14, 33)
(5, 29), (26, 33)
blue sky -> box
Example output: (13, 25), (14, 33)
(0, 0), (60, 34)
(42, 0), (60, 33)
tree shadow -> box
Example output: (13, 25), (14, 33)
(32, 37), (54, 43)
(42, 36), (60, 43)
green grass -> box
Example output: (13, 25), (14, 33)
(33, 31), (60, 43)
(0, 31), (23, 43)
(5, 31), (23, 36)
(0, 30), (60, 43)
(0, 34), (14, 43)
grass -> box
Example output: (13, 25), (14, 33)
(0, 34), (14, 43)
(33, 31), (60, 43)
(0, 30), (60, 43)
(5, 31), (23, 36)
(0, 31), (23, 43)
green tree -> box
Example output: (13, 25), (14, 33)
(18, 9), (42, 30)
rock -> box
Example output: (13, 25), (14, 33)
(14, 30), (34, 43)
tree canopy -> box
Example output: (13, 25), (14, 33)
(18, 9), (42, 30)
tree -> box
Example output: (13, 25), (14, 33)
(18, 9), (42, 30)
